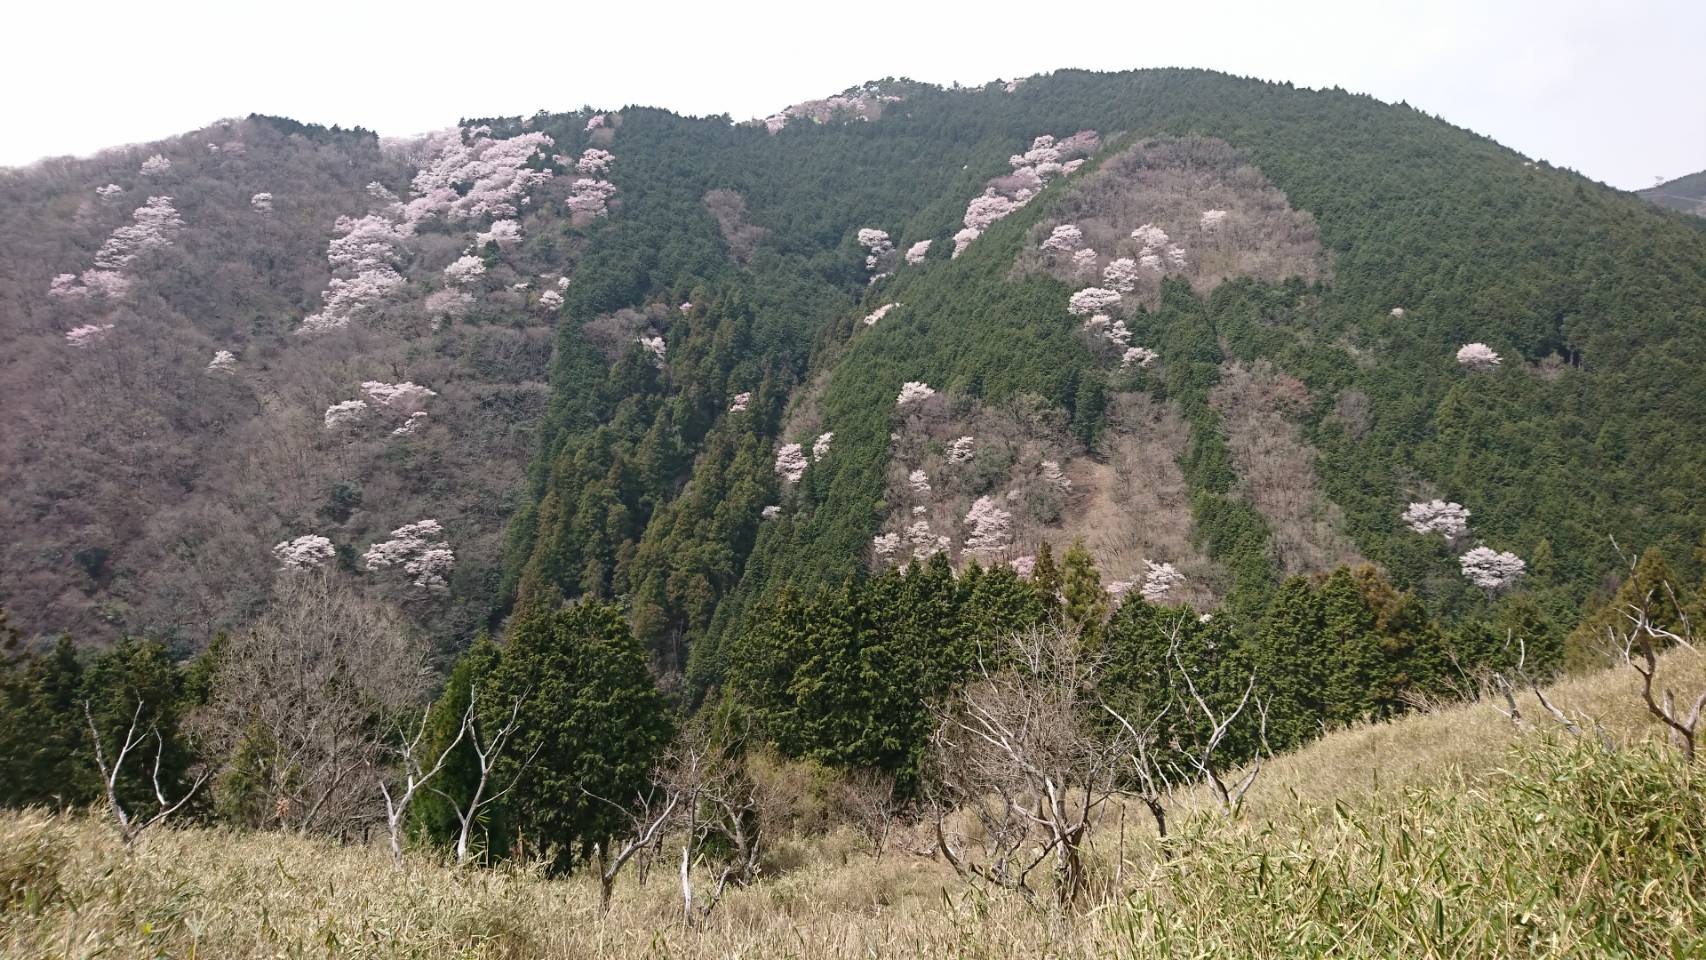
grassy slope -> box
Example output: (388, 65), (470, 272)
(3, 649), (1701, 959)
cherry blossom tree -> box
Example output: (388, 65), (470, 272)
(65, 324), (114, 348)
(857, 228), (894, 271)
(775, 443), (808, 483)
(1459, 547), (1525, 591)
(952, 228), (981, 258)
(300, 214), (410, 333)
(250, 192), (273, 213)
(1140, 561), (1185, 603)
(324, 214), (409, 273)
(906, 520), (950, 560)
(362, 381), (437, 413)
(206, 350), (238, 374)
(1042, 224), (1084, 253)
(272, 535), (335, 569)
(729, 392), (751, 413)
(1055, 130), (1101, 157)
(94, 196), (183, 270)
(1068, 287), (1121, 316)
(1105, 319), (1132, 348)
(1456, 343), (1502, 370)
(1199, 209), (1228, 232)
(576, 148), (614, 175)
(1121, 346), (1158, 368)
(1139, 252), (1163, 272)
(1106, 580), (1134, 601)
(323, 399), (369, 429)
(1039, 460), (1071, 492)
(476, 219), (522, 248)
(139, 154), (171, 176)
(638, 335), (666, 367)
(1071, 248), (1099, 278)
(405, 131), (555, 223)
(905, 239), (933, 264)
(566, 177), (618, 217)
(948, 436), (975, 464)
(1010, 555), (1036, 578)
(443, 255), (486, 287)
(963, 496), (1013, 554)
(1131, 224), (1169, 252)
(48, 273), (80, 298)
(964, 193), (1021, 231)
(539, 289), (564, 310)
(96, 183), (124, 200)
(896, 381), (936, 406)
(363, 520), (455, 590)
(908, 469), (931, 495)
(812, 432), (834, 460)
(586, 114), (606, 131)
(425, 289), (473, 326)
(1390, 307), (1406, 318)
(392, 412), (429, 437)
(1061, 159), (1087, 175)
(1166, 245), (1189, 270)
(1102, 258), (1139, 292)
(761, 505), (781, 520)
(1402, 500), (1470, 538)
(863, 303), (897, 326)
(873, 532), (901, 563)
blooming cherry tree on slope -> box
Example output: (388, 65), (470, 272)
(963, 496), (1013, 553)
(1042, 224), (1084, 253)
(476, 219), (522, 248)
(1102, 258), (1140, 293)
(1456, 343), (1502, 370)
(908, 469), (931, 495)
(896, 381), (936, 406)
(363, 520), (455, 589)
(207, 350), (238, 374)
(775, 443), (808, 483)
(905, 239), (933, 264)
(812, 432), (834, 460)
(948, 436), (975, 464)
(1459, 547), (1525, 591)
(1402, 500), (1470, 538)
(65, 324), (115, 348)
(272, 535), (335, 569)
(1068, 287), (1121, 316)
(1140, 560), (1186, 603)
(324, 400), (370, 429)
(250, 192), (273, 213)
(139, 154), (171, 176)
(863, 303), (898, 326)
(443, 256), (486, 287)
(729, 392), (751, 413)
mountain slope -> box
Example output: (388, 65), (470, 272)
(4, 70), (1706, 674)
(1639, 168), (1706, 216)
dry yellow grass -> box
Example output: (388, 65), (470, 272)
(3, 649), (1700, 959)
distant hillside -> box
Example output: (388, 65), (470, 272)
(4, 70), (1706, 676)
(1639, 169), (1706, 216)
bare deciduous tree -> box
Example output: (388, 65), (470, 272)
(376, 705), (466, 866)
(929, 624), (1132, 907)
(438, 685), (532, 866)
(83, 700), (208, 844)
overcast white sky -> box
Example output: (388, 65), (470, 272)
(5, 0), (1702, 190)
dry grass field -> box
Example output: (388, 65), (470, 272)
(3, 648), (1702, 959)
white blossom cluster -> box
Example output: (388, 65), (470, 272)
(729, 391), (752, 413)
(963, 496), (1013, 553)
(404, 130), (555, 224)
(637, 335), (666, 367)
(948, 436), (975, 464)
(250, 192), (273, 213)
(1456, 343), (1502, 370)
(1071, 248), (1099, 278)
(1106, 580), (1134, 599)
(761, 505), (782, 520)
(1068, 287), (1122, 316)
(857, 228), (894, 272)
(323, 399), (370, 429)
(272, 534), (335, 569)
(1039, 460), (1071, 492)
(94, 195), (183, 270)
(1402, 500), (1470, 538)
(476, 219), (522, 248)
(1102, 258), (1140, 293)
(906, 519), (950, 560)
(362, 380), (437, 412)
(538, 289), (564, 310)
(96, 183), (124, 200)
(392, 411), (429, 437)
(905, 239), (933, 264)
(863, 303), (898, 326)
(1200, 209), (1228, 232)
(1009, 555), (1036, 577)
(363, 519), (455, 589)
(300, 213), (412, 334)
(574, 148), (614, 176)
(896, 381), (936, 406)
(1121, 346), (1159, 368)
(586, 114), (606, 131)
(873, 531), (902, 562)
(1140, 560), (1186, 603)
(1459, 547), (1525, 591)
(775, 443), (808, 483)
(139, 154), (171, 176)
(206, 349), (238, 374)
(1041, 224), (1084, 253)
(954, 132), (1097, 257)
(813, 432), (834, 460)
(908, 469), (931, 494)
(567, 177), (618, 217)
(443, 255), (485, 287)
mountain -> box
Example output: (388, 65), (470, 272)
(4, 69), (1706, 681)
(1638, 169), (1706, 216)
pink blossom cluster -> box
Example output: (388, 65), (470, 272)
(729, 391), (752, 413)
(300, 214), (411, 334)
(1459, 547), (1525, 591)
(566, 177), (617, 217)
(908, 469), (931, 495)
(1071, 248), (1099, 278)
(1140, 560), (1186, 603)
(1102, 257), (1140, 292)
(64, 323), (115, 348)
(392, 411), (429, 437)
(1402, 500), (1470, 538)
(873, 532), (902, 562)
(906, 519), (950, 560)
(139, 154), (172, 176)
(363, 519), (455, 589)
(1009, 555), (1036, 577)
(94, 195), (183, 270)
(586, 114), (606, 131)
(49, 271), (129, 302)
(953, 131), (1095, 258)
(443, 255), (486, 287)
(905, 239), (933, 264)
(273, 534), (335, 569)
(538, 289), (563, 310)
(1122, 346), (1158, 368)
(1042, 224), (1084, 253)
(1068, 287), (1121, 316)
(362, 380), (437, 413)
(575, 148), (614, 175)
(1105, 319), (1132, 349)
(404, 130), (555, 223)
(812, 432), (834, 460)
(1456, 343), (1501, 370)
(963, 496), (1013, 553)
(857, 228), (894, 271)
(775, 443), (808, 483)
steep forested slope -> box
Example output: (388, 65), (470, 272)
(1639, 168), (1706, 216)
(4, 70), (1706, 684)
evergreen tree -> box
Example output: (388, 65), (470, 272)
(1059, 540), (1108, 642)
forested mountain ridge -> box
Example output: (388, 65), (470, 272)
(5, 67), (1706, 689)
(1639, 168), (1706, 216)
